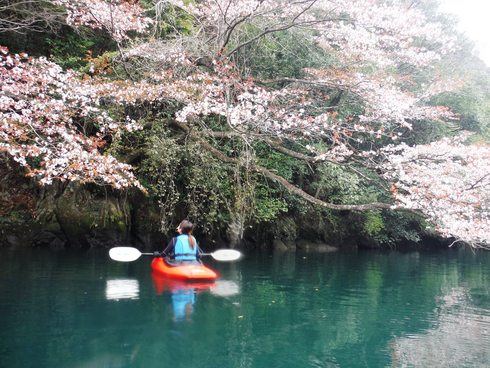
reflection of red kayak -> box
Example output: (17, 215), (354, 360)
(151, 273), (215, 295)
(150, 257), (218, 282)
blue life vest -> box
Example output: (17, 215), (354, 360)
(174, 234), (198, 261)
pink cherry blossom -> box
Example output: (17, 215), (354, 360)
(53, 0), (152, 41)
(382, 136), (490, 247)
(0, 46), (143, 190)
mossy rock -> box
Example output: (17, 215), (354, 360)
(54, 184), (131, 248)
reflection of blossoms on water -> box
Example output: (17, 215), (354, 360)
(390, 288), (490, 367)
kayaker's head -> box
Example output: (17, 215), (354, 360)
(177, 220), (196, 249)
(177, 220), (193, 235)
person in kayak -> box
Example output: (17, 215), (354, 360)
(161, 220), (200, 263)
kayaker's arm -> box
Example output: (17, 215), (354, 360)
(163, 237), (177, 259)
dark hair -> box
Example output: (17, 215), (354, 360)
(179, 220), (195, 249)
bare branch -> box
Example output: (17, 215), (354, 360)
(225, 1), (344, 57)
(465, 173), (490, 191)
(0, 0), (64, 34)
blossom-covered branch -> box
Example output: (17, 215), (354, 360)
(0, 46), (143, 190)
(382, 136), (490, 246)
(165, 0), (455, 67)
(53, 0), (152, 41)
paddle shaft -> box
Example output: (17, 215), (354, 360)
(145, 252), (235, 259)
(137, 252), (207, 257)
(136, 251), (201, 258)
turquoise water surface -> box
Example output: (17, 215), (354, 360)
(1, 247), (489, 367)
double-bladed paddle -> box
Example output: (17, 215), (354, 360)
(109, 246), (242, 262)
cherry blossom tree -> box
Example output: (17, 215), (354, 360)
(126, 0), (484, 246)
(1, 0), (489, 246)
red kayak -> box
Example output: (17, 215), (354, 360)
(150, 257), (218, 281)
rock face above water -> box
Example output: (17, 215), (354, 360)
(296, 239), (338, 252)
(0, 181), (162, 250)
(52, 186), (131, 248)
(272, 239), (290, 252)
(271, 239), (340, 252)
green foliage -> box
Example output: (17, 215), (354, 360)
(111, 121), (235, 235)
(45, 27), (116, 72)
(231, 27), (335, 79)
(46, 31), (95, 70)
(25, 156), (43, 169)
(432, 85), (490, 142)
(403, 118), (456, 145)
(362, 212), (385, 237)
(313, 162), (383, 205)
(183, 147), (235, 234)
(252, 184), (288, 223)
(270, 216), (298, 241)
(427, 44), (490, 143)
(107, 119), (299, 236)
(366, 211), (426, 247)
(3, 0), (487, 250)
(255, 142), (308, 181)
(137, 128), (182, 229)
(146, 0), (196, 39)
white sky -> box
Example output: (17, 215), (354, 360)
(439, 0), (490, 66)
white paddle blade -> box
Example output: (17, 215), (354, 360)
(211, 249), (242, 261)
(109, 247), (142, 262)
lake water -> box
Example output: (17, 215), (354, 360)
(0, 247), (489, 368)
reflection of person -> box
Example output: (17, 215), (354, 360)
(163, 220), (200, 262)
(172, 288), (196, 322)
